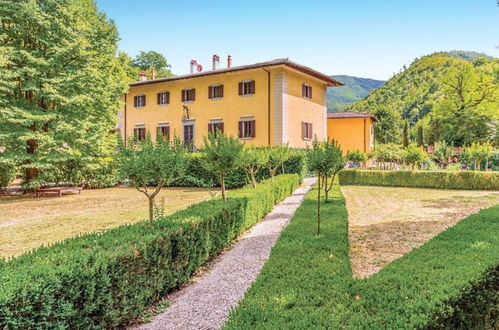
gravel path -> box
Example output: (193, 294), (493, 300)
(136, 178), (316, 330)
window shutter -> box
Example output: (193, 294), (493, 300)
(208, 123), (213, 133)
(238, 121), (243, 138)
(181, 90), (185, 102)
(250, 120), (256, 137)
(157, 93), (160, 105)
(220, 85), (224, 98)
(220, 122), (224, 133)
(208, 86), (213, 99)
(191, 89), (195, 101)
(238, 82), (243, 95)
(302, 85), (305, 97)
(302, 122), (305, 139)
(143, 95), (146, 106)
(142, 128), (146, 140)
(250, 81), (255, 94)
(309, 123), (313, 139)
(134, 96), (138, 107)
(166, 126), (170, 140)
(133, 128), (137, 138)
(166, 92), (170, 104)
(309, 86), (312, 99)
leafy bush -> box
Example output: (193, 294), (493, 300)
(339, 170), (499, 190)
(225, 183), (499, 329)
(346, 149), (367, 167)
(0, 160), (16, 189)
(0, 174), (301, 328)
(402, 144), (428, 169)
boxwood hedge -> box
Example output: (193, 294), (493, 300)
(339, 169), (499, 190)
(225, 182), (499, 329)
(0, 174), (301, 329)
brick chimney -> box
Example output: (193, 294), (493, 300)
(227, 55), (232, 68)
(150, 67), (156, 80)
(212, 54), (220, 70)
(139, 71), (147, 81)
(190, 60), (197, 74)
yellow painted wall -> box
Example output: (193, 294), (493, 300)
(284, 68), (327, 148)
(327, 117), (375, 154)
(123, 64), (329, 148)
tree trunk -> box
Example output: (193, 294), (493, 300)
(323, 176), (329, 202)
(251, 171), (257, 188)
(221, 175), (226, 201)
(148, 196), (154, 223)
(317, 173), (321, 236)
(25, 138), (39, 186)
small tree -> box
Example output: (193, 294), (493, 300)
(371, 143), (403, 169)
(322, 140), (345, 203)
(307, 140), (327, 235)
(266, 145), (290, 181)
(402, 120), (410, 148)
(417, 124), (425, 147)
(464, 142), (494, 170)
(432, 141), (454, 169)
(346, 149), (367, 168)
(403, 144), (428, 170)
(117, 136), (188, 223)
(241, 146), (268, 188)
(202, 132), (244, 201)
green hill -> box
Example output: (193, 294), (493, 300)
(346, 51), (499, 146)
(327, 75), (384, 111)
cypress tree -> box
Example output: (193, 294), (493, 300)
(417, 124), (425, 147)
(0, 0), (129, 188)
(402, 120), (410, 148)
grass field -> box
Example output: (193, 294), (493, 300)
(0, 187), (214, 259)
(341, 186), (499, 277)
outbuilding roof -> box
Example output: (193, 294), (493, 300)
(129, 58), (343, 87)
(327, 111), (378, 122)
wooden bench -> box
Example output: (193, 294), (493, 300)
(35, 187), (82, 198)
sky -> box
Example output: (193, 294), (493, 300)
(96, 0), (499, 80)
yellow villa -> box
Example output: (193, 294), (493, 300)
(120, 55), (377, 151)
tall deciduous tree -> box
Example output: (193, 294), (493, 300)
(117, 136), (188, 223)
(132, 51), (172, 78)
(0, 0), (129, 188)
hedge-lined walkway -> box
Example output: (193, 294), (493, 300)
(137, 178), (316, 330)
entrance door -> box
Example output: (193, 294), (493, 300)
(183, 124), (194, 148)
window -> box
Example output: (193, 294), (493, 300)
(134, 95), (146, 108)
(238, 119), (256, 138)
(208, 84), (224, 99)
(157, 91), (170, 105)
(183, 123), (194, 148)
(133, 126), (146, 141)
(182, 88), (195, 102)
(238, 80), (255, 96)
(157, 124), (170, 140)
(302, 84), (312, 99)
(208, 122), (224, 134)
(302, 122), (313, 140)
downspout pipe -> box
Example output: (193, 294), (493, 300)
(262, 67), (271, 146)
(124, 93), (127, 147)
(363, 118), (366, 153)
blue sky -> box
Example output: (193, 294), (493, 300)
(96, 0), (499, 80)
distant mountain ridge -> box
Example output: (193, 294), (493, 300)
(327, 75), (385, 112)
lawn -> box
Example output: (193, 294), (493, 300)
(0, 187), (215, 259)
(342, 186), (499, 278)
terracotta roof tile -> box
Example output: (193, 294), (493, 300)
(327, 111), (378, 122)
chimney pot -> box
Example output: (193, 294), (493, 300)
(227, 55), (232, 68)
(190, 60), (197, 74)
(150, 67), (156, 80)
(212, 54), (220, 70)
(197, 64), (203, 72)
(139, 71), (147, 81)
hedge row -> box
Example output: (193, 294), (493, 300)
(0, 174), (301, 328)
(225, 182), (499, 329)
(339, 169), (499, 190)
(172, 151), (306, 188)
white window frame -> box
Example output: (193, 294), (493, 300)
(210, 84), (223, 100)
(136, 94), (146, 108)
(183, 88), (195, 103)
(158, 91), (169, 106)
(241, 80), (254, 97)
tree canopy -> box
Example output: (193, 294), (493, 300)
(132, 51), (173, 78)
(0, 0), (130, 188)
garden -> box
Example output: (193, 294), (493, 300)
(0, 134), (498, 329)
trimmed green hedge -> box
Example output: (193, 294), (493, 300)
(225, 182), (499, 329)
(339, 170), (499, 190)
(172, 151), (306, 188)
(0, 174), (301, 328)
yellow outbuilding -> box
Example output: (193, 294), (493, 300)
(327, 111), (377, 154)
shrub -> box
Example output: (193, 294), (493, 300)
(225, 183), (499, 329)
(346, 149), (367, 167)
(0, 160), (16, 190)
(339, 170), (499, 190)
(0, 174), (301, 328)
(402, 144), (428, 169)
